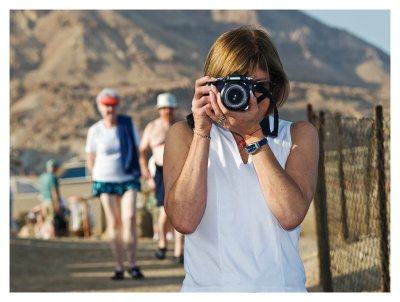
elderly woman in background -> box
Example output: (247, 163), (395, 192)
(86, 88), (144, 280)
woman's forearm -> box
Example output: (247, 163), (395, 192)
(252, 147), (309, 230)
(244, 122), (318, 230)
(165, 134), (210, 234)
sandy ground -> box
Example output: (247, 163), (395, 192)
(11, 179), (322, 292)
(10, 233), (321, 292)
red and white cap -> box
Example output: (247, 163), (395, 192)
(96, 88), (120, 105)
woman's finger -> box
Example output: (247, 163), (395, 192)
(192, 95), (209, 108)
(195, 76), (216, 88)
(209, 91), (226, 125)
(194, 76), (217, 99)
(246, 90), (258, 113)
(215, 92), (229, 115)
(194, 85), (215, 100)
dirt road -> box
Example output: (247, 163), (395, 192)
(10, 234), (321, 292)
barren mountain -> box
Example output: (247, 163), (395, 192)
(10, 10), (390, 173)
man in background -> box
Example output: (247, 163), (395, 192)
(139, 92), (184, 264)
(39, 159), (62, 239)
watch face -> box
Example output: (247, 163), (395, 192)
(245, 142), (259, 154)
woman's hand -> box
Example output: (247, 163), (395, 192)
(192, 76), (216, 136)
(207, 85), (260, 137)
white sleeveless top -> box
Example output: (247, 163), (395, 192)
(181, 117), (306, 292)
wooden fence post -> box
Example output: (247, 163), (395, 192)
(335, 113), (349, 241)
(364, 127), (374, 234)
(311, 110), (333, 292)
(375, 105), (390, 291)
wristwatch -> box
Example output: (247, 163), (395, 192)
(244, 137), (268, 154)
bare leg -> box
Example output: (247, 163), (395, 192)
(41, 204), (55, 239)
(100, 194), (124, 271)
(152, 206), (160, 241)
(48, 223), (55, 239)
(173, 230), (184, 257)
(120, 190), (138, 268)
(157, 206), (169, 249)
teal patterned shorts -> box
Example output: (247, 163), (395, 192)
(92, 179), (141, 197)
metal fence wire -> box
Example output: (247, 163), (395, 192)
(308, 105), (390, 292)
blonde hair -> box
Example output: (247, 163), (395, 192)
(204, 26), (289, 111)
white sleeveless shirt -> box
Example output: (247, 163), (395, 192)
(181, 117), (306, 292)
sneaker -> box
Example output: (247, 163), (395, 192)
(173, 255), (184, 264)
(111, 270), (124, 280)
(155, 247), (167, 260)
(128, 266), (144, 279)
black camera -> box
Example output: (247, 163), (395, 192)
(207, 75), (255, 111)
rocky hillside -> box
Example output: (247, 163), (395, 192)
(10, 10), (390, 173)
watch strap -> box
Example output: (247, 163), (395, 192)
(244, 137), (268, 154)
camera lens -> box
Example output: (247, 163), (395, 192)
(222, 83), (249, 110)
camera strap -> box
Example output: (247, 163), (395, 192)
(256, 88), (279, 138)
(260, 107), (279, 138)
(186, 112), (195, 129)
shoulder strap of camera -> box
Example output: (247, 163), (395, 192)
(260, 107), (279, 138)
(186, 112), (195, 129)
(257, 88), (279, 138)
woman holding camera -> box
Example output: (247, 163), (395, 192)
(163, 26), (319, 292)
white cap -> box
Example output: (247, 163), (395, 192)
(157, 93), (177, 109)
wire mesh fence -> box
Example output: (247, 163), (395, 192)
(308, 105), (390, 292)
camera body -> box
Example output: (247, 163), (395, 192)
(208, 75), (255, 111)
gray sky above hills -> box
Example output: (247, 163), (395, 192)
(303, 10), (390, 55)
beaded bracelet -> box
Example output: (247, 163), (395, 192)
(193, 130), (211, 140)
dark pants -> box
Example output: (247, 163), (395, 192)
(154, 164), (165, 207)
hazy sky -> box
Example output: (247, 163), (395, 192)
(302, 10), (390, 55)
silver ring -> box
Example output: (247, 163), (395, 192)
(218, 115), (226, 122)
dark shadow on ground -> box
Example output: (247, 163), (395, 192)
(10, 237), (184, 292)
